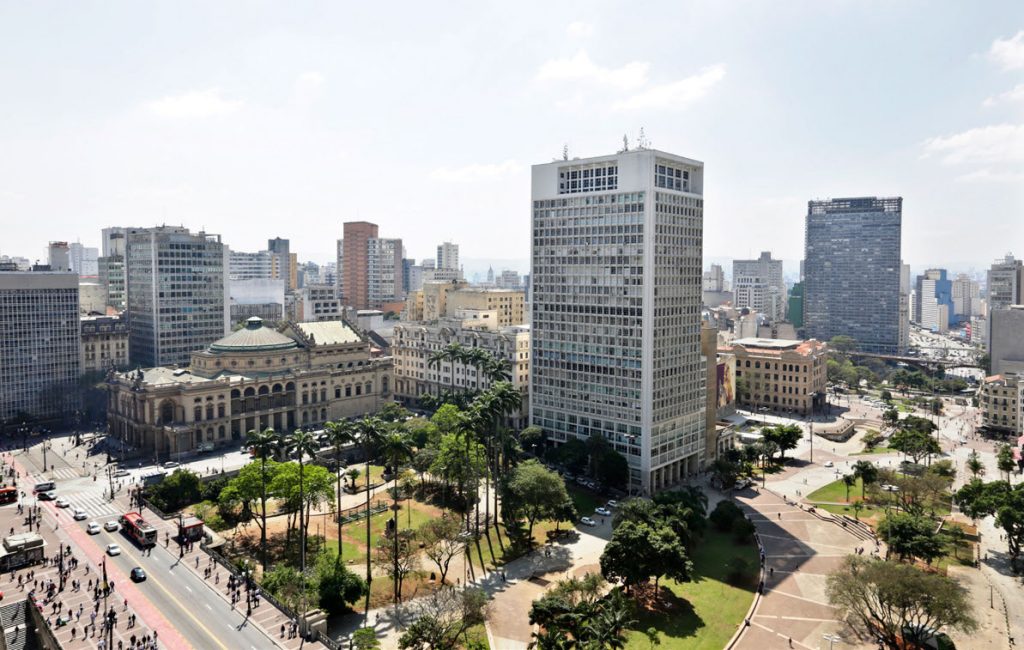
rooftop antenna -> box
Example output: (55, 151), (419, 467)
(619, 134), (630, 154)
(637, 127), (650, 150)
(562, 144), (569, 161)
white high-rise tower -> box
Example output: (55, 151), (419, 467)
(530, 148), (706, 494)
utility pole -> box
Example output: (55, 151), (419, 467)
(809, 422), (814, 463)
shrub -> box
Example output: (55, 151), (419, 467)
(709, 500), (744, 533)
(726, 556), (751, 586)
(732, 517), (756, 544)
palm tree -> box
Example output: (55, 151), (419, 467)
(477, 381), (522, 533)
(379, 430), (413, 603)
(246, 427), (278, 571)
(282, 428), (320, 575)
(324, 419), (356, 562)
(842, 474), (856, 502)
(354, 415), (386, 619)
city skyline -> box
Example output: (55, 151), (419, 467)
(1, 3), (1021, 267)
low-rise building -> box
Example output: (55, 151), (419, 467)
(391, 321), (529, 427)
(722, 337), (827, 415)
(106, 318), (392, 459)
(404, 282), (526, 327)
(978, 373), (1023, 435)
(81, 315), (129, 374)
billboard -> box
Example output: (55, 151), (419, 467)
(717, 354), (736, 409)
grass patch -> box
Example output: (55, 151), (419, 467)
(567, 485), (603, 516)
(624, 529), (758, 649)
(812, 501), (884, 525)
(807, 476), (865, 503)
(337, 498), (438, 565)
(852, 446), (894, 456)
(464, 623), (490, 649)
(343, 464), (387, 491)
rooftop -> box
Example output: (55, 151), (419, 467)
(294, 320), (362, 346)
(732, 338), (802, 349)
(209, 317), (299, 353)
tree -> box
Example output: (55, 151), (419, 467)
(557, 439), (589, 475)
(355, 415), (386, 616)
(882, 408), (900, 429)
(147, 468), (202, 513)
(398, 588), (489, 649)
(966, 450), (985, 479)
(519, 426), (545, 455)
(829, 335), (858, 354)
(262, 564), (318, 613)
(880, 389), (893, 403)
(877, 512), (945, 564)
(352, 628), (381, 650)
(827, 555), (976, 649)
(373, 529), (418, 602)
(315, 551), (367, 615)
(218, 458), (280, 547)
(380, 430), (414, 603)
(503, 460), (571, 545)
(246, 427), (279, 570)
(600, 520), (692, 596)
(888, 428), (940, 465)
(997, 444), (1015, 482)
(842, 474), (856, 502)
(324, 419), (356, 561)
(763, 424), (802, 462)
(529, 578), (634, 649)
(419, 514), (464, 585)
(280, 429), (321, 576)
(853, 460), (879, 500)
(594, 447), (630, 490)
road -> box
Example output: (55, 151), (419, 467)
(17, 432), (277, 650)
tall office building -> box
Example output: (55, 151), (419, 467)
(229, 249), (278, 281)
(991, 306), (1024, 376)
(530, 148), (706, 494)
(702, 264), (724, 291)
(336, 221), (404, 310)
(803, 197), (902, 353)
(0, 270), (81, 422)
(98, 229), (128, 311)
(436, 241), (459, 272)
(48, 242), (71, 272)
(126, 226), (230, 367)
(898, 263), (910, 352)
(914, 269), (953, 332)
(69, 243), (99, 277)
(986, 254), (1023, 352)
(951, 274), (981, 321)
(733, 252), (785, 321)
(267, 237), (297, 291)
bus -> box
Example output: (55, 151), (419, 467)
(0, 487), (17, 505)
(119, 512), (157, 547)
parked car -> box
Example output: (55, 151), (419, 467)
(130, 567), (146, 582)
(106, 543), (121, 556)
(595, 507), (611, 517)
(72, 508), (88, 521)
(579, 516), (597, 527)
(86, 522), (101, 535)
(103, 520), (119, 532)
(606, 500), (618, 508)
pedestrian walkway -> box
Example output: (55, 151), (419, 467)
(28, 468), (80, 482)
(59, 492), (122, 519)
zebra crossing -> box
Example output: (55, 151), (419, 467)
(54, 490), (121, 518)
(28, 467), (79, 481)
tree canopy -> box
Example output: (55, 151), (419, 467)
(502, 460), (572, 545)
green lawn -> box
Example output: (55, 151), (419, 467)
(623, 529), (758, 649)
(852, 445), (894, 456)
(336, 498), (438, 565)
(343, 464), (387, 490)
(807, 476), (865, 503)
(812, 502), (883, 523)
(567, 484), (604, 517)
(464, 623), (490, 649)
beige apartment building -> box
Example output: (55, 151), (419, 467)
(391, 322), (529, 428)
(722, 337), (828, 415)
(81, 315), (129, 374)
(107, 318), (392, 459)
(404, 281), (525, 327)
(979, 373), (1023, 435)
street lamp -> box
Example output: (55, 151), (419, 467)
(822, 633), (843, 650)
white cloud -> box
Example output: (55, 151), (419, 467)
(146, 89), (242, 119)
(536, 50), (649, 90)
(983, 83), (1024, 107)
(612, 64), (726, 111)
(956, 168), (1024, 183)
(989, 30), (1024, 70)
(921, 123), (1024, 165)
(566, 22), (594, 39)
(429, 160), (522, 183)
(293, 71), (326, 106)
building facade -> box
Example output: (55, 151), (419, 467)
(978, 373), (1023, 435)
(336, 222), (405, 310)
(803, 197), (902, 353)
(436, 242), (459, 272)
(229, 250), (278, 281)
(81, 315), (129, 374)
(267, 237), (297, 291)
(733, 252), (785, 322)
(107, 318), (392, 458)
(0, 271), (81, 422)
(530, 148), (706, 493)
(724, 338), (827, 415)
(98, 255), (126, 311)
(991, 305), (1024, 376)
(391, 322), (529, 427)
(987, 254), (1024, 352)
(69, 243), (99, 277)
(952, 274), (981, 320)
(125, 226), (230, 368)
(914, 269), (953, 332)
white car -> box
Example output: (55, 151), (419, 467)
(103, 520), (119, 532)
(606, 500), (618, 508)
(595, 507), (611, 517)
(106, 543), (121, 556)
(72, 508), (88, 521)
(162, 461), (180, 469)
(86, 522), (101, 535)
(55, 497), (70, 508)
(113, 469), (130, 478)
(579, 516), (597, 527)
(824, 461), (834, 468)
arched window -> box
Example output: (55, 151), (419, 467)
(320, 408), (327, 421)
(381, 377), (389, 394)
(365, 382), (372, 395)
(194, 406), (202, 421)
(218, 425), (226, 439)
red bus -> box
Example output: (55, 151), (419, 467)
(0, 487), (17, 505)
(119, 512), (157, 547)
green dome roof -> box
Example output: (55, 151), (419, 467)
(209, 317), (299, 352)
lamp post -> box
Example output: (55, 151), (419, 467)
(822, 633), (843, 650)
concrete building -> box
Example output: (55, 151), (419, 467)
(991, 305), (1024, 376)
(733, 252), (785, 322)
(803, 197), (902, 353)
(391, 322), (529, 428)
(107, 318), (392, 458)
(952, 274), (981, 321)
(423, 267), (462, 284)
(899, 263), (910, 351)
(101, 228), (131, 258)
(703, 264), (725, 291)
(701, 326), (736, 462)
(978, 373), (1023, 435)
(530, 148), (706, 493)
(81, 315), (129, 374)
(69, 243), (99, 277)
(447, 288), (525, 327)
(47, 242), (70, 272)
(915, 269), (953, 333)
(78, 281), (106, 315)
(296, 285), (345, 322)
(496, 270), (522, 290)
(723, 337), (828, 415)
(436, 241), (459, 272)
(126, 226), (229, 368)
(336, 222), (404, 310)
(229, 278), (285, 326)
(229, 249), (278, 281)
(0, 271), (81, 422)
(969, 315), (987, 346)
(787, 282), (804, 329)
(98, 255), (126, 311)
(987, 254), (1024, 352)
(267, 237), (297, 291)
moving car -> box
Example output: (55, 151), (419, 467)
(579, 516), (597, 527)
(112, 469), (130, 478)
(824, 461), (834, 468)
(55, 497), (70, 508)
(161, 461), (180, 469)
(37, 490), (56, 501)
(106, 543), (121, 556)
(130, 567), (146, 582)
(606, 500), (618, 508)
(86, 522), (101, 535)
(72, 508), (88, 521)
(595, 507), (611, 517)
(103, 520), (119, 532)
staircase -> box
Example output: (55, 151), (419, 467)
(0, 600), (39, 650)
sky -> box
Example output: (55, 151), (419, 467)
(1, 1), (1022, 275)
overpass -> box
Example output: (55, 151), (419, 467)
(848, 350), (983, 371)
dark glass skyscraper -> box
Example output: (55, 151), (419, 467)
(803, 197), (902, 353)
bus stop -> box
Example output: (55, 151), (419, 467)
(178, 516), (204, 543)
